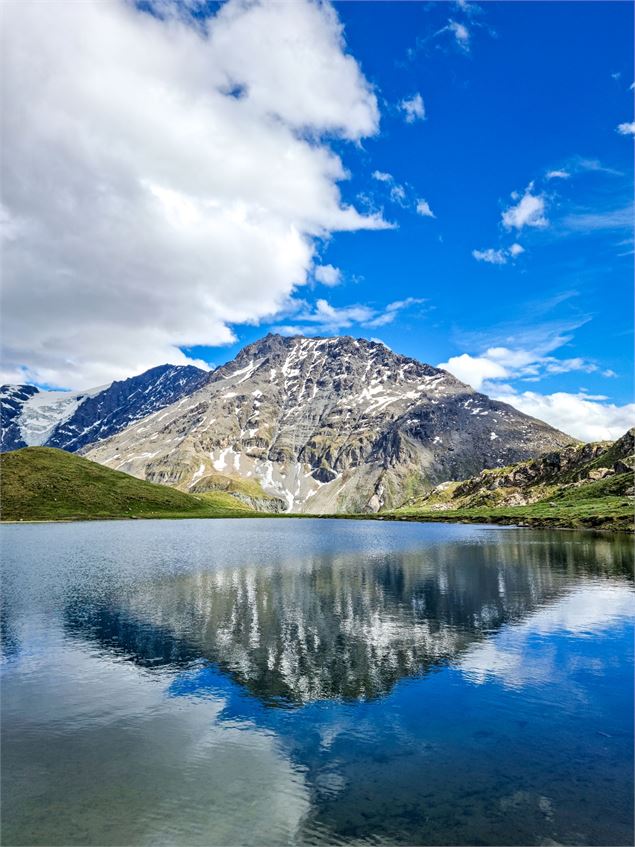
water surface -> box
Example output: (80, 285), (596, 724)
(2, 519), (633, 845)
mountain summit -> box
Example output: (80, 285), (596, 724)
(84, 334), (574, 512)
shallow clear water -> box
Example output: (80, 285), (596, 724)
(1, 519), (633, 846)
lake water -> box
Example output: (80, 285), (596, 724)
(1, 519), (633, 846)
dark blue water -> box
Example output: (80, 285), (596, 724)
(1, 519), (633, 845)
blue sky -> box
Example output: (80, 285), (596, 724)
(3, 0), (633, 438)
(209, 1), (634, 410)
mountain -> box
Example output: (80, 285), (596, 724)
(0, 447), (256, 521)
(0, 384), (41, 451)
(84, 334), (575, 513)
(394, 428), (634, 531)
(0, 364), (209, 453)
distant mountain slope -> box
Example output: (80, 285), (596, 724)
(1, 364), (208, 453)
(394, 429), (634, 531)
(85, 333), (575, 513)
(0, 447), (254, 521)
(0, 384), (40, 451)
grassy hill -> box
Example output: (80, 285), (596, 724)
(0, 447), (255, 521)
(388, 429), (634, 532)
(188, 469), (286, 511)
(3, 433), (632, 530)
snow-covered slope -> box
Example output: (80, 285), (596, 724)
(18, 384), (110, 446)
(84, 334), (575, 513)
(1, 365), (208, 453)
(0, 384), (41, 451)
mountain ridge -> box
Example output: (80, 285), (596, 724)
(83, 333), (575, 513)
(1, 364), (209, 452)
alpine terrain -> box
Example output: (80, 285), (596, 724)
(82, 334), (575, 513)
(394, 428), (634, 530)
(0, 364), (208, 452)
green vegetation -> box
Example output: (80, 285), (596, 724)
(388, 433), (634, 532)
(2, 433), (632, 532)
(189, 469), (284, 510)
(390, 480), (633, 531)
(0, 447), (255, 521)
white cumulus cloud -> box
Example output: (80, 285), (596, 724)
(616, 121), (635, 136)
(437, 353), (508, 389)
(437, 333), (633, 440)
(1, 0), (386, 389)
(502, 184), (548, 230)
(313, 264), (342, 287)
(415, 199), (435, 218)
(489, 388), (635, 442)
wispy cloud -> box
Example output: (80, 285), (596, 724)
(454, 313), (589, 357)
(568, 157), (623, 176)
(277, 297), (426, 335)
(442, 312), (602, 388)
(371, 171), (436, 219)
(399, 93), (425, 123)
(542, 157), (621, 184)
(437, 333), (631, 441)
(439, 345), (600, 391)
(561, 204), (633, 233)
(472, 243), (524, 264)
(446, 20), (470, 50)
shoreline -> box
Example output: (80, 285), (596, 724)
(2, 510), (632, 533)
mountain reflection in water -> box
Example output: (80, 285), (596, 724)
(61, 530), (632, 705)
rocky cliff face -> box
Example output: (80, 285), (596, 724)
(1, 364), (208, 453)
(84, 334), (574, 512)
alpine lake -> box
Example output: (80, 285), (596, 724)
(1, 518), (633, 846)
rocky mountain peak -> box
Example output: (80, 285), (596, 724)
(85, 333), (574, 513)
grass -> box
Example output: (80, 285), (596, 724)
(391, 474), (634, 532)
(2, 446), (631, 532)
(0, 447), (255, 521)
(189, 468), (283, 507)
